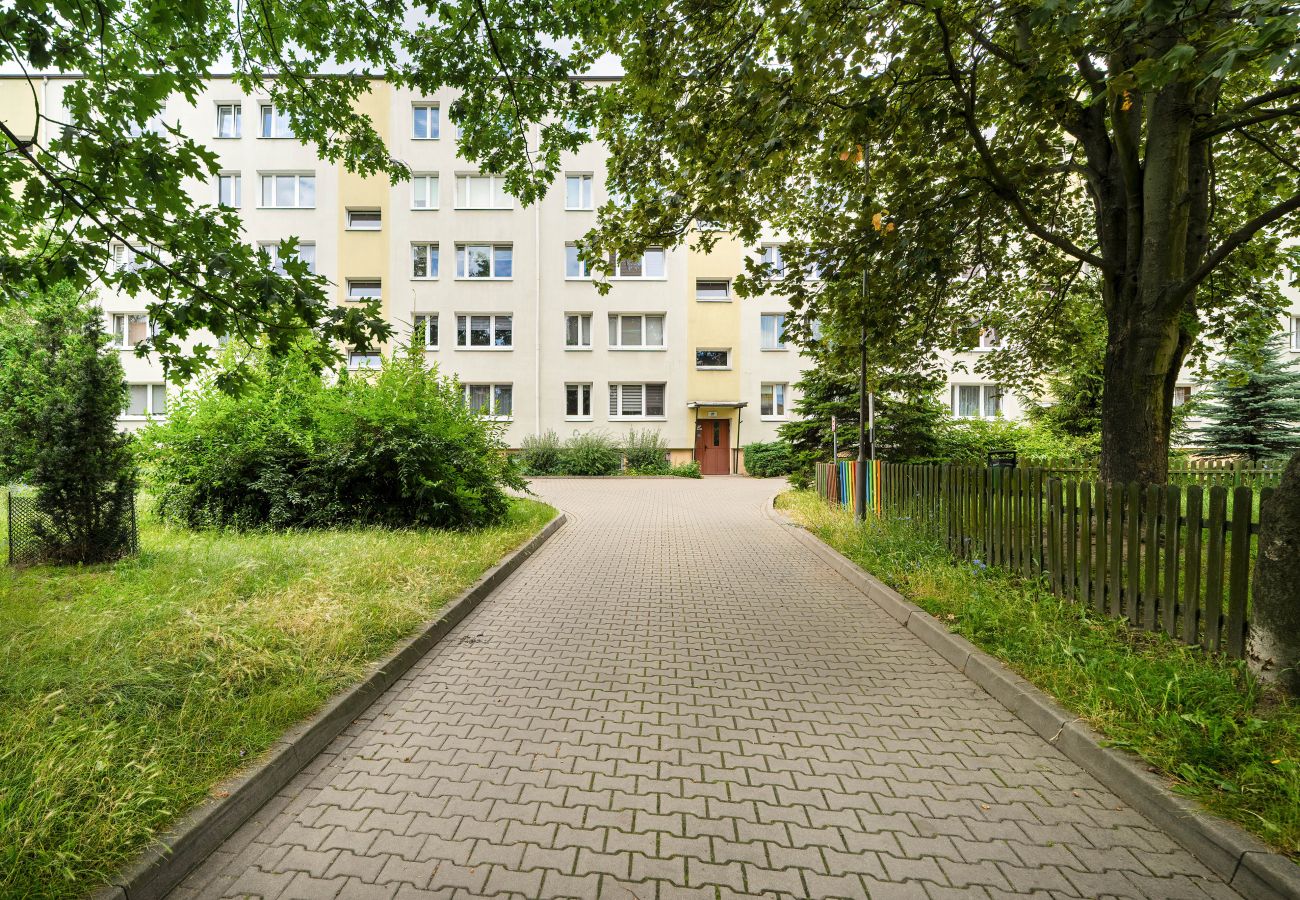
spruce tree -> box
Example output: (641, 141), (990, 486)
(1192, 338), (1300, 463)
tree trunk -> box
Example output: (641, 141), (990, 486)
(1098, 290), (1190, 485)
(1249, 449), (1300, 695)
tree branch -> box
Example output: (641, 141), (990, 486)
(1177, 192), (1300, 300)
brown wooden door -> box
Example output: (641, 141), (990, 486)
(695, 418), (731, 475)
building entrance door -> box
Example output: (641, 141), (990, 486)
(694, 418), (731, 475)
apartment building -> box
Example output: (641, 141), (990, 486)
(5, 75), (1297, 461)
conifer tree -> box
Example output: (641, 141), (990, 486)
(1192, 339), (1300, 462)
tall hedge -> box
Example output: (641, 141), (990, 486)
(138, 346), (523, 530)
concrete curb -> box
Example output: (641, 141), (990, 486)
(91, 512), (566, 900)
(767, 497), (1300, 900)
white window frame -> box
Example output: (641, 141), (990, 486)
(258, 103), (292, 138)
(760, 313), (787, 350)
(110, 313), (155, 349)
(696, 279), (730, 302)
(345, 279), (382, 302)
(608, 313), (666, 350)
(464, 383), (513, 419)
(412, 314), (439, 349)
(565, 313), (592, 350)
(258, 173), (315, 209)
(454, 173), (512, 209)
(455, 313), (513, 349)
(565, 383), (593, 420)
(259, 241), (316, 275)
(217, 172), (242, 208)
(608, 383), (667, 420)
(348, 350), (383, 371)
(759, 244), (785, 277)
(951, 384), (1003, 419)
(411, 174), (439, 210)
(122, 383), (167, 419)
(565, 173), (594, 210)
(695, 348), (731, 370)
(760, 382), (787, 419)
(608, 248), (666, 280)
(455, 243), (513, 279)
(346, 208), (382, 231)
(215, 103), (241, 139)
(1172, 384), (1194, 408)
(1291, 316), (1300, 351)
(565, 243), (591, 279)
(411, 243), (439, 280)
(411, 103), (440, 140)
(110, 242), (138, 271)
(975, 327), (1001, 351)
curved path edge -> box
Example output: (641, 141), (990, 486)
(92, 511), (568, 900)
(766, 497), (1300, 900)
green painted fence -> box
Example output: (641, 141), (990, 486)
(880, 462), (1271, 659)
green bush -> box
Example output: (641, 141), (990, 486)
(744, 440), (797, 477)
(624, 429), (670, 474)
(138, 345), (523, 529)
(669, 461), (702, 478)
(0, 284), (137, 564)
(518, 430), (564, 475)
(930, 418), (1091, 466)
(559, 431), (623, 476)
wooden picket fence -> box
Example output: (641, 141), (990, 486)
(1024, 457), (1284, 490)
(814, 460), (883, 515)
(868, 462), (1271, 659)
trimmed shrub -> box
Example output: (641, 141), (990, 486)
(519, 430), (564, 475)
(930, 418), (1090, 466)
(624, 429), (670, 474)
(669, 461), (702, 478)
(138, 345), (523, 530)
(0, 284), (137, 564)
(744, 440), (797, 478)
(559, 431), (622, 476)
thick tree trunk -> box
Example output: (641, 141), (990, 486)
(1249, 449), (1300, 695)
(1098, 289), (1189, 485)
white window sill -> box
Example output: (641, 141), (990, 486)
(345, 298), (382, 303)
(257, 206), (315, 210)
(564, 346), (593, 351)
(411, 276), (440, 282)
(565, 416), (594, 422)
(484, 416), (513, 422)
(696, 367), (731, 371)
(346, 227), (383, 233)
(411, 136), (441, 141)
(609, 346), (666, 352)
(696, 298), (732, 303)
(565, 207), (594, 212)
(411, 206), (440, 211)
(257, 135), (294, 140)
(972, 347), (998, 353)
(610, 416), (667, 422)
(760, 347), (789, 352)
(454, 206), (514, 212)
(760, 415), (787, 422)
(454, 277), (513, 282)
(455, 346), (513, 351)
(565, 276), (594, 281)
(214, 135), (241, 140)
(609, 277), (668, 282)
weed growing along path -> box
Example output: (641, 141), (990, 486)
(0, 498), (554, 899)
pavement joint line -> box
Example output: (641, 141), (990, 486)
(767, 494), (1300, 900)
(89, 511), (568, 900)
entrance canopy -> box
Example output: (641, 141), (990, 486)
(686, 401), (748, 409)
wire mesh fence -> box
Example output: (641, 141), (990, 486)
(5, 488), (137, 566)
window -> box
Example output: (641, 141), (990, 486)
(412, 243), (439, 279)
(609, 248), (666, 278)
(348, 350), (383, 370)
(259, 104), (292, 138)
(346, 209), (382, 230)
(761, 383), (787, 418)
(413, 314), (439, 348)
(952, 384), (1003, 418)
(565, 174), (593, 209)
(411, 174), (439, 209)
(565, 314), (592, 349)
(259, 173), (315, 208)
(1173, 385), (1193, 407)
(346, 279), (381, 302)
(110, 242), (137, 271)
(565, 244), (590, 278)
(566, 383), (593, 418)
(260, 241), (316, 274)
(609, 383), (666, 419)
(218, 173), (241, 208)
(455, 244), (512, 278)
(608, 314), (665, 349)
(216, 104), (241, 138)
(696, 349), (730, 369)
(1291, 316), (1300, 351)
(111, 314), (154, 349)
(978, 328), (1001, 350)
(696, 279), (730, 301)
(455, 174), (511, 209)
(123, 383), (167, 418)
(456, 314), (512, 348)
(412, 104), (440, 140)
(760, 313), (787, 350)
(465, 383), (513, 418)
(760, 244), (785, 277)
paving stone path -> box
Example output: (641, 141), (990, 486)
(175, 477), (1238, 900)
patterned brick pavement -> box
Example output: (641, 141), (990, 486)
(173, 477), (1238, 899)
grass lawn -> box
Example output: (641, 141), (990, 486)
(779, 489), (1300, 862)
(0, 497), (555, 899)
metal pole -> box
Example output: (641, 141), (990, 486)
(856, 326), (867, 522)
